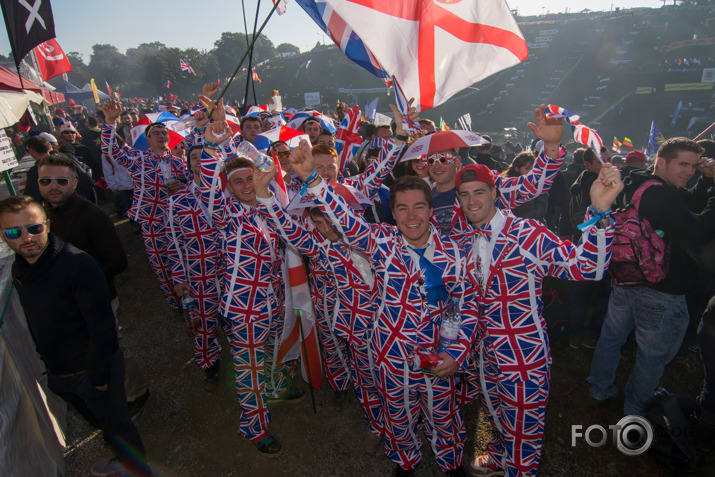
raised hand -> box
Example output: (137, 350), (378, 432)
(194, 110), (209, 129)
(527, 104), (564, 147)
(202, 82), (219, 99)
(102, 100), (122, 124)
(288, 139), (315, 180)
(589, 164), (624, 213)
(253, 161), (278, 198)
(204, 120), (232, 145)
(698, 156), (715, 178)
(198, 95), (226, 122)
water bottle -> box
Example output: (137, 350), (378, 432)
(437, 298), (461, 353)
(181, 290), (197, 334)
(235, 140), (274, 172)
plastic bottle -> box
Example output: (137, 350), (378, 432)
(437, 298), (461, 353)
(181, 290), (196, 310)
(181, 290), (197, 335)
(235, 140), (273, 172)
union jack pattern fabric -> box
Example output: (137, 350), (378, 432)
(198, 148), (288, 442)
(451, 145), (566, 236)
(335, 104), (363, 172)
(545, 104), (604, 160)
(167, 182), (224, 370)
(257, 194), (382, 430)
(458, 209), (613, 475)
(309, 180), (474, 471)
(101, 123), (188, 308)
(392, 75), (420, 134)
(180, 59), (196, 75)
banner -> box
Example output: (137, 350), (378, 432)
(33, 38), (71, 81)
(0, 130), (19, 172)
(304, 91), (321, 107)
(702, 68), (715, 83)
(664, 82), (713, 91)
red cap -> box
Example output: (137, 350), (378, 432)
(625, 150), (646, 163)
(455, 164), (496, 189)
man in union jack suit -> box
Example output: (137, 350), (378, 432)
(288, 140), (474, 476)
(166, 145), (224, 391)
(101, 100), (187, 309)
(197, 121), (302, 457)
(456, 155), (623, 476)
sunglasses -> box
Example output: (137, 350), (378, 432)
(39, 177), (71, 187)
(2, 221), (48, 240)
(274, 150), (291, 158)
(420, 153), (455, 167)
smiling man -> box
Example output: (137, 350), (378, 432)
(588, 137), (715, 418)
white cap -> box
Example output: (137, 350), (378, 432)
(39, 132), (58, 144)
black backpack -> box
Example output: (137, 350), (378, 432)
(645, 388), (700, 473)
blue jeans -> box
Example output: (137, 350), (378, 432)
(587, 283), (689, 416)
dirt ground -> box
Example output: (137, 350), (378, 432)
(62, 212), (715, 476)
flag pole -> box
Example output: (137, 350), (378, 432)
(694, 121), (715, 141)
(209, 0), (279, 117)
(297, 309), (317, 414)
(243, 0), (262, 111)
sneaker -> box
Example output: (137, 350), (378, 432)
(90, 457), (123, 477)
(204, 362), (220, 393)
(363, 431), (383, 455)
(467, 455), (503, 477)
(333, 390), (348, 411)
(581, 338), (598, 349)
(268, 386), (305, 403)
(393, 465), (415, 476)
(127, 389), (150, 420)
(255, 434), (282, 457)
(587, 391), (618, 409)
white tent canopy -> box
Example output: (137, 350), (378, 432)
(0, 90), (47, 129)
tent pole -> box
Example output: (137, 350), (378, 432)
(3, 171), (16, 196)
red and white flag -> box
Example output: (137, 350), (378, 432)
(272, 0), (289, 15)
(323, 0), (528, 111)
(33, 38), (72, 81)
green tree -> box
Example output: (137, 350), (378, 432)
(64, 52), (90, 86)
(276, 43), (300, 55)
(87, 44), (127, 85)
(212, 32), (276, 77)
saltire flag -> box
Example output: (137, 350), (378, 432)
(180, 59), (196, 75)
(295, 0), (391, 85)
(612, 137), (622, 153)
(0, 0), (56, 68)
(366, 97), (378, 123)
(622, 137), (633, 148)
(648, 121), (665, 155)
(252, 125), (310, 151)
(252, 67), (262, 83)
(439, 117), (450, 131)
(272, 161), (323, 390)
(272, 0), (289, 15)
(166, 80), (171, 88)
(335, 104), (363, 171)
(456, 113), (472, 131)
(318, 0), (527, 111)
(545, 104), (604, 161)
(32, 38), (71, 81)
(392, 75), (420, 134)
(670, 100), (683, 128)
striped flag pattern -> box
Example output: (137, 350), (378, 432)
(456, 113), (472, 131)
(180, 59), (196, 75)
(545, 104), (604, 161)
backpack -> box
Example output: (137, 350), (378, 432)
(609, 180), (670, 288)
(645, 388), (700, 473)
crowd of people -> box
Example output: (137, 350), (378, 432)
(1, 81), (715, 477)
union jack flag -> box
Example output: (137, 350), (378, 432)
(180, 59), (196, 75)
(393, 75), (420, 134)
(545, 104), (604, 161)
(296, 0), (390, 85)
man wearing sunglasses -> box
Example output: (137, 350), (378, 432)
(0, 196), (151, 477)
(101, 100), (188, 310)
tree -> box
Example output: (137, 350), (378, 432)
(64, 52), (90, 86)
(212, 32), (276, 77)
(276, 43), (300, 55)
(88, 44), (127, 85)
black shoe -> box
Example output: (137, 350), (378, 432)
(255, 435), (282, 457)
(394, 465), (415, 476)
(128, 389), (150, 419)
(204, 362), (220, 393)
(333, 390), (348, 411)
(587, 391), (618, 409)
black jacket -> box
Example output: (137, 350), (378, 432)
(45, 193), (128, 299)
(623, 170), (715, 295)
(12, 234), (118, 386)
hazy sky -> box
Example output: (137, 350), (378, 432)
(0, 0), (664, 62)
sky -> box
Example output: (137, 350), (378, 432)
(0, 0), (665, 63)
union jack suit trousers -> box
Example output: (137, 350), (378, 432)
(460, 209), (613, 476)
(199, 148), (287, 442)
(167, 182), (224, 370)
(101, 124), (188, 308)
(256, 194), (383, 434)
(310, 180), (477, 472)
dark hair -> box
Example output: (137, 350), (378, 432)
(87, 117), (99, 127)
(307, 206), (324, 219)
(418, 119), (435, 128)
(318, 129), (334, 138)
(658, 137), (705, 163)
(25, 136), (51, 154)
(269, 141), (289, 154)
(144, 122), (167, 136)
(188, 145), (203, 157)
(240, 116), (261, 129)
(302, 117), (321, 130)
(698, 139), (715, 159)
(583, 147), (598, 164)
(478, 134), (493, 153)
(389, 176), (433, 211)
(120, 110), (132, 117)
(37, 153), (77, 177)
(503, 152), (535, 178)
(223, 156), (254, 176)
(0, 195), (45, 218)
(573, 148), (586, 165)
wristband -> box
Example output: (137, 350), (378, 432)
(203, 140), (220, 148)
(194, 126), (206, 133)
(577, 207), (613, 231)
(300, 171), (319, 196)
(395, 133), (409, 142)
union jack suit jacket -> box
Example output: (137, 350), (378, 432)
(198, 149), (284, 319)
(460, 209), (613, 382)
(256, 193), (375, 348)
(101, 124), (187, 225)
(166, 181), (224, 288)
(309, 181), (475, 370)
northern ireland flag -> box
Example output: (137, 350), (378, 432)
(320, 0), (528, 111)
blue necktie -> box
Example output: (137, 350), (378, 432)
(413, 247), (448, 306)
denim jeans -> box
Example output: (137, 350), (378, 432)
(587, 283), (689, 416)
(698, 296), (715, 418)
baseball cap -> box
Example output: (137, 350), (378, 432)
(625, 150), (646, 163)
(455, 164), (496, 189)
(39, 132), (58, 144)
(59, 123), (77, 133)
